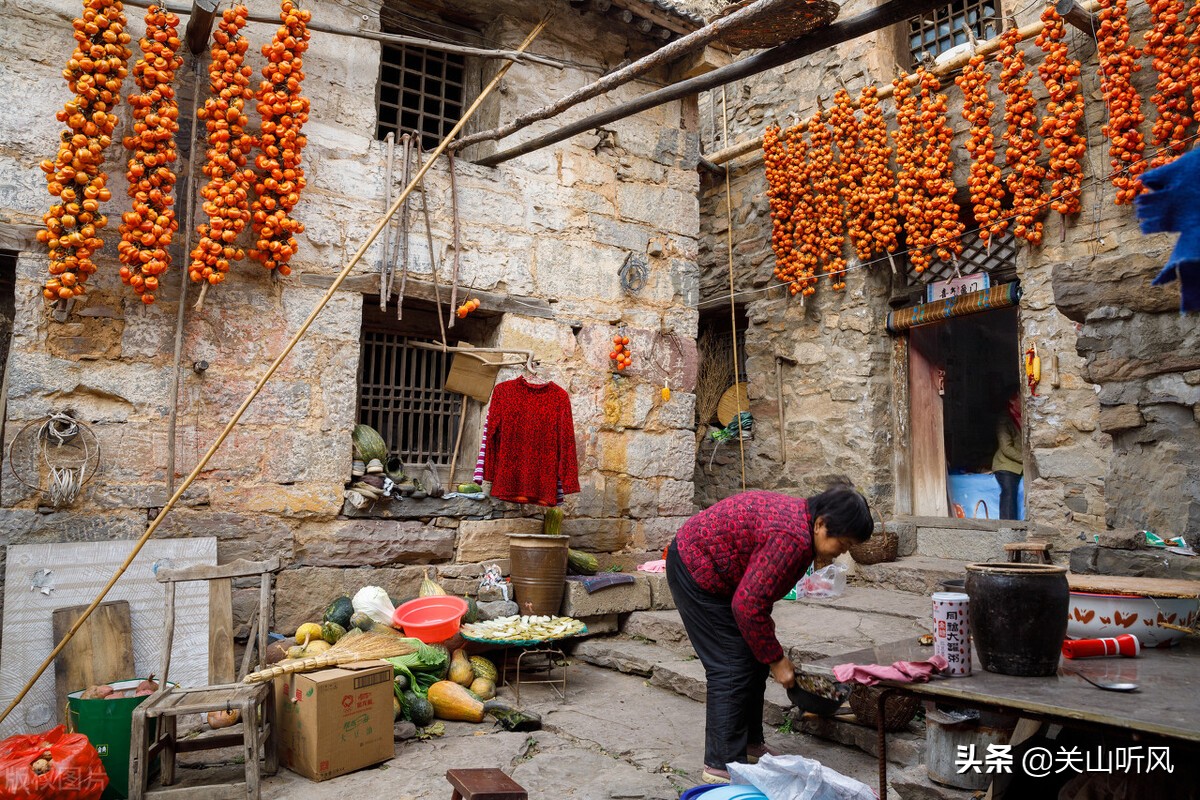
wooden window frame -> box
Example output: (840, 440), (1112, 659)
(907, 0), (1000, 64)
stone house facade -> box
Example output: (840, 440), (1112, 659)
(0, 0), (708, 631)
(693, 0), (1199, 549)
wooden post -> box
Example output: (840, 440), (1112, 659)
(475, 0), (950, 166)
(1055, 0), (1098, 40)
(184, 0), (219, 56)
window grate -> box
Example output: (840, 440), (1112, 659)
(377, 42), (465, 149)
(908, 0), (999, 63)
(358, 333), (463, 466)
(907, 225), (1018, 285)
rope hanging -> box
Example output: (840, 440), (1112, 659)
(721, 85), (748, 492)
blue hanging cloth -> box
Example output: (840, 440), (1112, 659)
(1134, 147), (1200, 312)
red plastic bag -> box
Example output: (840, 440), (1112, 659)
(0, 725), (108, 800)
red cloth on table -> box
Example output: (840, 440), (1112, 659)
(673, 490), (814, 664)
(483, 377), (580, 506)
(832, 656), (948, 686)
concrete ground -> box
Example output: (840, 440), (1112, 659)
(166, 661), (887, 799)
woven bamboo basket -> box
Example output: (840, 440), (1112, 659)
(849, 508), (898, 566)
(848, 685), (922, 732)
(707, 0), (840, 51)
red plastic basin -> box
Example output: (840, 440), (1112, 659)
(393, 596), (468, 643)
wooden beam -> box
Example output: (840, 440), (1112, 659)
(475, 0), (950, 167)
(297, 273), (555, 319)
(610, 0), (701, 37)
(0, 221), (40, 252)
(184, 0), (218, 56)
(1056, 0), (1098, 40)
(454, 0), (791, 152)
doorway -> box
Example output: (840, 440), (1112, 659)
(908, 307), (1022, 519)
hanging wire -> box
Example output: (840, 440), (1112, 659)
(7, 413), (101, 508)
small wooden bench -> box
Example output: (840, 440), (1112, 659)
(1004, 541), (1052, 564)
(447, 768), (527, 800)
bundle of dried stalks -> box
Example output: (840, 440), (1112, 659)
(695, 329), (734, 446)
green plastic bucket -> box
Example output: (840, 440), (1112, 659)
(67, 679), (162, 800)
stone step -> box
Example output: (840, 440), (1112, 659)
(621, 585), (936, 663)
(852, 556), (972, 596)
(574, 632), (925, 768)
(914, 526), (1026, 563)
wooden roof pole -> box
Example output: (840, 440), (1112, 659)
(453, 0), (782, 152)
(184, 0), (218, 55)
(475, 0), (948, 167)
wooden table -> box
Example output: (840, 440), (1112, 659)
(801, 636), (1200, 797)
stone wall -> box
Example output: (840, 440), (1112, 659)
(0, 0), (702, 634)
(691, 0), (1198, 540)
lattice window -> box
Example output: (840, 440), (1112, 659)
(358, 332), (463, 466)
(377, 42), (466, 149)
(908, 0), (999, 63)
(906, 225), (1018, 286)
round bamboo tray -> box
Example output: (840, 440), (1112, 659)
(717, 382), (749, 425)
(849, 684), (921, 732)
(707, 0), (840, 51)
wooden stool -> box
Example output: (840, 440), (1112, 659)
(447, 768), (528, 800)
(1004, 542), (1052, 564)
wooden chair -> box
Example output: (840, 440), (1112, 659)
(129, 557), (281, 800)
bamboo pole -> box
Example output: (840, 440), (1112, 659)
(452, 0), (796, 151)
(0, 13), (552, 729)
(703, 0), (1101, 167)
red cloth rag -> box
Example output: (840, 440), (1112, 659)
(832, 656), (949, 686)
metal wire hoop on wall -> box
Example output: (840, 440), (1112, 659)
(6, 413), (101, 508)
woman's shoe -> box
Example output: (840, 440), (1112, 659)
(701, 766), (730, 784)
(746, 743), (780, 764)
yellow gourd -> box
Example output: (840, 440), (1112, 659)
(427, 680), (485, 722)
(295, 622), (323, 645)
(449, 648), (474, 686)
(419, 568), (447, 597)
(469, 677), (496, 700)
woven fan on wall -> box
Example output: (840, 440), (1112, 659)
(708, 0), (840, 51)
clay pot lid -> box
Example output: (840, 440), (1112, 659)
(965, 562), (1066, 575)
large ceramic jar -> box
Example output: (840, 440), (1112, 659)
(965, 562), (1069, 677)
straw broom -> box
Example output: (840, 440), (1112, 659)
(244, 628), (418, 684)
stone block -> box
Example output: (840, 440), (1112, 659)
(561, 518), (632, 551)
(1099, 404), (1144, 434)
(477, 600), (518, 620)
(630, 517), (688, 552)
(456, 518), (542, 562)
(560, 575), (652, 617)
(644, 572), (675, 610)
(294, 520), (454, 567)
(1097, 529), (1143, 550)
(576, 614), (619, 635)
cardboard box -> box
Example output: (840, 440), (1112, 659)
(274, 660), (394, 781)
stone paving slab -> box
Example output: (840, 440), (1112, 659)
(571, 634), (686, 676)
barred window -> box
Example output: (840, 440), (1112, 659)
(908, 0), (999, 63)
(376, 42), (467, 150)
(357, 300), (492, 468)
(907, 225), (1018, 287)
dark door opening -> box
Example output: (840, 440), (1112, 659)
(909, 306), (1023, 519)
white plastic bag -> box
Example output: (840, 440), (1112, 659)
(794, 562), (848, 599)
(728, 754), (876, 800)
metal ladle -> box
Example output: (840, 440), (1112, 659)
(1060, 668), (1139, 692)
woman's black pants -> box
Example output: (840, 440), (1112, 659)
(666, 540), (769, 770)
(996, 470), (1021, 520)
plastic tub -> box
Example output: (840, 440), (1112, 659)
(393, 595), (468, 642)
